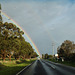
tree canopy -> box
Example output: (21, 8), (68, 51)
(57, 40), (75, 61)
(0, 22), (38, 61)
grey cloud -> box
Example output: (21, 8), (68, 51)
(1, 1), (75, 55)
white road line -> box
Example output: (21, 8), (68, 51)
(42, 60), (56, 69)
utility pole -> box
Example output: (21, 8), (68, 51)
(0, 4), (3, 22)
(52, 42), (55, 56)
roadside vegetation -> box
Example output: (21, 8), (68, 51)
(42, 54), (75, 67)
(48, 58), (75, 67)
(0, 58), (36, 75)
(42, 40), (75, 67)
(0, 22), (38, 75)
(0, 22), (38, 61)
(0, 5), (37, 75)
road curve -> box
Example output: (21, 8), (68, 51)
(17, 59), (75, 75)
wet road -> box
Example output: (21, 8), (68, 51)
(17, 59), (75, 75)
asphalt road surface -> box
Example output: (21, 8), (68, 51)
(17, 59), (75, 75)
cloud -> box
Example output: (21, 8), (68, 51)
(1, 0), (75, 55)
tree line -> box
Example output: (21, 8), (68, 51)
(42, 53), (53, 59)
(0, 22), (38, 61)
(57, 40), (75, 61)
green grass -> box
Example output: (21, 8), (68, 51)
(0, 58), (36, 75)
(48, 59), (75, 67)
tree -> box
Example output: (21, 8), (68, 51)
(8, 39), (21, 60)
(31, 52), (38, 58)
(69, 53), (75, 61)
(0, 40), (8, 61)
(0, 22), (38, 61)
(45, 53), (48, 59)
(42, 54), (45, 59)
(57, 40), (75, 60)
(0, 22), (24, 61)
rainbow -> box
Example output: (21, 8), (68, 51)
(1, 11), (41, 57)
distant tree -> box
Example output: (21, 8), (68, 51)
(45, 53), (48, 59)
(31, 52), (38, 58)
(48, 55), (53, 59)
(42, 54), (45, 59)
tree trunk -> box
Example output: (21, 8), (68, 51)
(22, 55), (25, 60)
(1, 50), (7, 61)
(9, 55), (11, 61)
(17, 57), (19, 60)
(16, 56), (20, 60)
(2, 54), (6, 62)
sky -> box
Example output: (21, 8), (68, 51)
(0, 0), (75, 55)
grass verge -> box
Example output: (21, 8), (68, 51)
(0, 58), (36, 75)
(48, 59), (75, 67)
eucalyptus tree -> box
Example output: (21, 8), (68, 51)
(31, 52), (38, 58)
(57, 40), (75, 60)
(0, 22), (24, 61)
(0, 22), (38, 61)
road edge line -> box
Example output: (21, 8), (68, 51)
(16, 61), (35, 75)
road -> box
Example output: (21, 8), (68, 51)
(17, 59), (75, 75)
